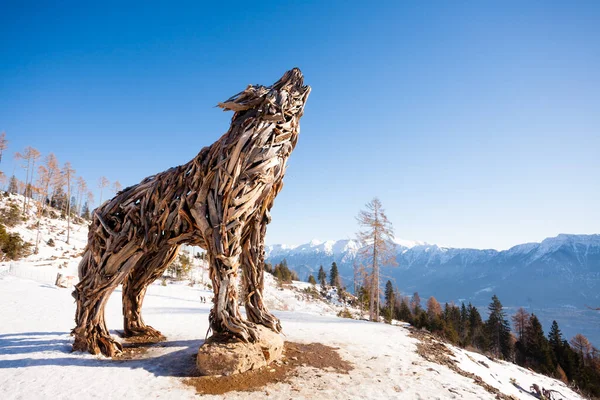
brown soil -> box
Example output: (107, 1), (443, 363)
(113, 333), (166, 360)
(183, 342), (353, 395)
(409, 328), (517, 400)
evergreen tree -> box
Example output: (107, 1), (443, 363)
(272, 260), (297, 283)
(547, 320), (563, 370)
(396, 298), (412, 323)
(317, 265), (327, 287)
(548, 320), (563, 349)
(468, 304), (487, 350)
(524, 314), (554, 374)
(81, 201), (90, 220)
(444, 303), (461, 336)
(51, 186), (67, 212)
(486, 295), (512, 359)
(329, 262), (340, 287)
(459, 303), (470, 346)
(384, 280), (395, 323)
(414, 308), (429, 330)
(308, 274), (317, 285)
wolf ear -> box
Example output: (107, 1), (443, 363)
(217, 84), (269, 112)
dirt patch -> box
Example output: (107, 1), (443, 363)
(183, 342), (353, 395)
(113, 334), (166, 360)
(409, 328), (517, 400)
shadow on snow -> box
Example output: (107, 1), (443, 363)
(0, 331), (204, 378)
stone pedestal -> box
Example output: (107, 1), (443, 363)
(196, 326), (284, 376)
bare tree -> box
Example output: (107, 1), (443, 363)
(0, 131), (7, 164)
(356, 198), (397, 322)
(0, 171), (6, 191)
(570, 333), (592, 365)
(62, 162), (76, 244)
(112, 180), (122, 195)
(98, 176), (109, 205)
(16, 179), (25, 197)
(427, 296), (442, 319)
(76, 177), (87, 216)
(34, 154), (60, 253)
(511, 307), (530, 343)
(15, 146), (41, 215)
(86, 190), (94, 212)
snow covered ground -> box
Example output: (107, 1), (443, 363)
(0, 274), (583, 400)
(0, 194), (584, 399)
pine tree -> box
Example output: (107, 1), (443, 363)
(524, 314), (554, 374)
(486, 295), (512, 359)
(459, 303), (470, 346)
(384, 280), (395, 323)
(468, 304), (487, 350)
(81, 201), (90, 220)
(356, 198), (397, 322)
(307, 274), (316, 285)
(329, 262), (340, 287)
(317, 265), (327, 287)
(548, 320), (563, 349)
(444, 303), (461, 338)
(396, 298), (412, 323)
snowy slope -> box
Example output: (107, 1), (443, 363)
(0, 194), (590, 399)
(0, 275), (584, 400)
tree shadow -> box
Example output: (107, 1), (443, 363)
(0, 331), (204, 378)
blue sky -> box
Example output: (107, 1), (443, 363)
(1, 1), (598, 250)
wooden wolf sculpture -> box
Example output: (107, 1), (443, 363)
(72, 68), (310, 356)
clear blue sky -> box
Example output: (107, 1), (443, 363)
(1, 1), (598, 250)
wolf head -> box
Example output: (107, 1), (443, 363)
(218, 68), (311, 124)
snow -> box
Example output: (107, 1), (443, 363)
(393, 237), (426, 248)
(0, 273), (585, 400)
(0, 194), (586, 399)
(451, 345), (579, 399)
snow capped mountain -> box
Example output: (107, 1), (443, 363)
(266, 234), (600, 345)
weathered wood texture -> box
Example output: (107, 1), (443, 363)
(72, 69), (310, 356)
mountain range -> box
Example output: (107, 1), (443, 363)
(266, 234), (600, 310)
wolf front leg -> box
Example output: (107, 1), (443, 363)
(241, 220), (281, 332)
(207, 247), (259, 342)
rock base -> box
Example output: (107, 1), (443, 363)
(196, 326), (284, 376)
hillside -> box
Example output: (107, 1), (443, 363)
(0, 194), (592, 399)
